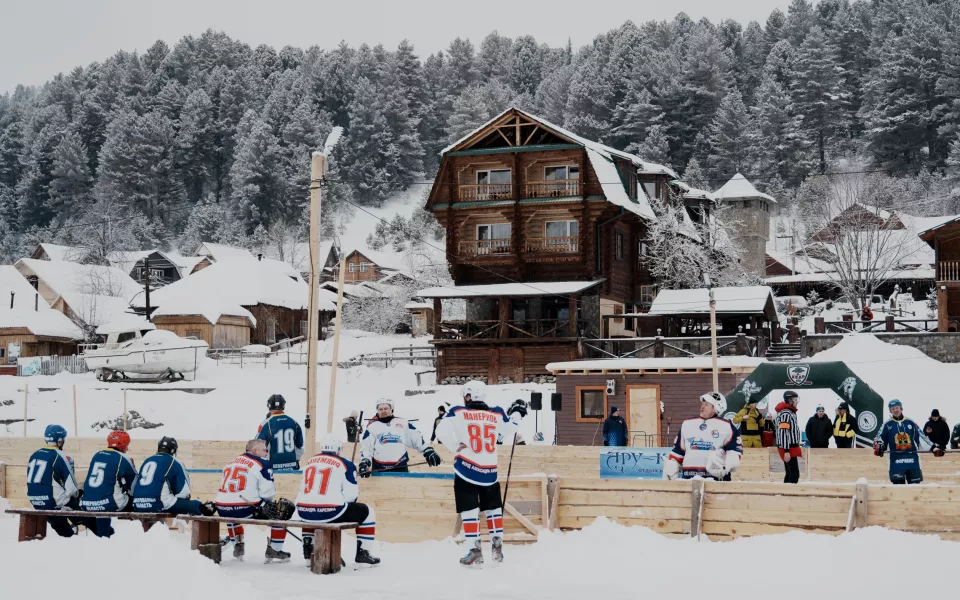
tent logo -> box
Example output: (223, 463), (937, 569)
(786, 365), (812, 386)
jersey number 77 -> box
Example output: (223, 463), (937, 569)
(468, 424), (496, 453)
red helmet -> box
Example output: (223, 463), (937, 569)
(107, 430), (131, 453)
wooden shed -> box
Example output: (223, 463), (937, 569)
(151, 313), (252, 349)
(0, 266), (83, 365)
(547, 356), (762, 446)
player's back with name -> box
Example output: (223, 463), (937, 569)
(296, 452), (357, 519)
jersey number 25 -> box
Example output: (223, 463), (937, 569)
(467, 424), (496, 453)
(219, 466), (248, 493)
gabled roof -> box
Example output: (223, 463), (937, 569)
(32, 243), (94, 263)
(195, 242), (256, 262)
(713, 173), (776, 203)
(917, 214), (960, 244)
(0, 266), (84, 339)
(418, 280), (604, 299)
(648, 286), (778, 319)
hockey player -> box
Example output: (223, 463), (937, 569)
(256, 394), (304, 470)
(434, 381), (527, 566)
(26, 424), (91, 537)
(664, 392), (742, 481)
(358, 399), (442, 476)
(215, 439), (295, 563)
(874, 399), (933, 484)
(80, 430), (138, 538)
(132, 436), (216, 516)
(296, 436), (380, 566)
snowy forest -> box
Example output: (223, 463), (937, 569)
(1, 0), (960, 265)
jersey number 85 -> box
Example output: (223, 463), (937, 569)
(468, 424), (496, 453)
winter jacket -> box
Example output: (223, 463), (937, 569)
(923, 418), (950, 451)
(951, 423), (960, 450)
(775, 402), (802, 458)
(733, 405), (765, 437)
(805, 414), (834, 448)
(602, 415), (629, 447)
(431, 414), (444, 442)
(833, 413), (856, 448)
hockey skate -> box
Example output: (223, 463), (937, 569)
(232, 535), (245, 560)
(355, 540), (380, 566)
(460, 540), (484, 566)
(491, 537), (504, 563)
(264, 546), (291, 564)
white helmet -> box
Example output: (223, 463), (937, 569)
(376, 399), (394, 412)
(700, 391), (727, 417)
(461, 380), (487, 404)
(319, 435), (342, 455)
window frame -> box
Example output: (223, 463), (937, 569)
(615, 231), (625, 261)
(543, 165), (579, 181)
(576, 386), (607, 423)
(544, 220), (578, 239)
(360, 262), (368, 273)
(476, 169), (512, 185)
(476, 223), (512, 240)
(348, 263), (357, 273)
(186, 330), (202, 340)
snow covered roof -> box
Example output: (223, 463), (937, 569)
(764, 267), (935, 285)
(648, 286), (777, 316)
(34, 243), (92, 262)
(349, 248), (407, 272)
(405, 301), (434, 310)
(584, 148), (657, 221)
(195, 242), (256, 262)
(671, 180), (715, 202)
(546, 356), (765, 373)
(916, 214), (960, 243)
(713, 173), (776, 203)
(417, 280), (604, 299)
(0, 266), (84, 339)
(146, 260), (334, 321)
(322, 281), (381, 299)
(95, 313), (156, 335)
(765, 249), (835, 275)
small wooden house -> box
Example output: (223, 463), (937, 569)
(919, 215), (960, 331)
(0, 266), (83, 365)
(150, 311), (254, 348)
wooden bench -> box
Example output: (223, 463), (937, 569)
(5, 509), (170, 541)
(179, 516), (358, 575)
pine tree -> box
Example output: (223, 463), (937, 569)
(444, 38), (479, 99)
(763, 9), (787, 55)
(534, 64), (573, 125)
(612, 86), (664, 151)
(827, 1), (871, 143)
(229, 111), (286, 230)
(339, 77), (394, 205)
(420, 52), (451, 174)
(682, 158), (709, 190)
(634, 124), (670, 164)
(703, 89), (753, 180)
(783, 0), (815, 46)
(378, 54), (425, 188)
(49, 129), (91, 215)
(479, 32), (513, 82)
(511, 36), (544, 96)
(750, 73), (809, 184)
(17, 109), (68, 229)
(176, 89), (215, 203)
(738, 21), (766, 100)
(790, 26), (845, 174)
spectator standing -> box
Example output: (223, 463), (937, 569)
(776, 391), (803, 484)
(861, 305), (874, 321)
(923, 409), (950, 454)
(602, 407), (629, 447)
(733, 402), (765, 448)
(431, 405), (446, 442)
(951, 422), (960, 449)
(805, 405), (833, 448)
(833, 402), (857, 448)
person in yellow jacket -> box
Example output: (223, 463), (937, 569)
(733, 401), (766, 448)
(833, 402), (857, 448)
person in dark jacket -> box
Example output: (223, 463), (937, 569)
(833, 402), (856, 448)
(430, 405), (446, 442)
(805, 405), (833, 448)
(923, 409), (950, 454)
(776, 391), (802, 483)
(951, 423), (960, 449)
(602, 407), (629, 447)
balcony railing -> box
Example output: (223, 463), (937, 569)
(525, 180), (580, 198)
(458, 184), (513, 202)
(458, 239), (512, 257)
(525, 236), (579, 253)
(439, 319), (583, 340)
(940, 261), (960, 281)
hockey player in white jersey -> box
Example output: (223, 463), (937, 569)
(358, 399), (442, 476)
(215, 439), (295, 563)
(296, 436), (380, 566)
(435, 381), (527, 566)
(664, 392), (743, 481)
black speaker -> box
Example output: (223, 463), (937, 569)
(551, 392), (562, 411)
(530, 392), (542, 411)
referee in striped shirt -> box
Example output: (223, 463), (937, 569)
(776, 391), (803, 483)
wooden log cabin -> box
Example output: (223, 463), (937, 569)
(919, 215), (960, 331)
(421, 108), (688, 383)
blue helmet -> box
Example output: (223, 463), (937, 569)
(888, 399), (903, 410)
(44, 424), (67, 445)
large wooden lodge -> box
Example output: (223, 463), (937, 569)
(421, 108), (706, 383)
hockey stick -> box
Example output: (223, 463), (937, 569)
(501, 431), (519, 506)
(369, 460), (429, 474)
(350, 411), (364, 463)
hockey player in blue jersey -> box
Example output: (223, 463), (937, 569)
(132, 436), (216, 516)
(874, 399), (934, 484)
(27, 424), (93, 537)
(256, 394), (304, 470)
(80, 430), (138, 537)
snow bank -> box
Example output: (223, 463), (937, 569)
(0, 513), (955, 600)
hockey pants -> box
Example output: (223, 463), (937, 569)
(783, 457), (800, 484)
(301, 503), (376, 552)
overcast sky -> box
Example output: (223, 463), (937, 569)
(2, 0), (794, 94)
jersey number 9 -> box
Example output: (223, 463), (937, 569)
(219, 466), (249, 493)
(467, 424), (496, 453)
(302, 466), (331, 495)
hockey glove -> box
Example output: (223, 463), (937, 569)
(358, 458), (372, 478)
(663, 459), (681, 480)
(933, 446), (945, 458)
(423, 446), (442, 467)
(705, 449), (727, 480)
(873, 441), (884, 458)
(508, 399), (528, 419)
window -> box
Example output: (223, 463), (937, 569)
(613, 304), (624, 324)
(544, 220), (579, 251)
(27, 276), (38, 291)
(641, 181), (657, 201)
(0, 348), (5, 358)
(477, 223), (512, 255)
(615, 231), (624, 260)
(117, 332), (137, 344)
(475, 169), (512, 200)
(186, 331), (202, 339)
(266, 318), (277, 344)
(577, 387), (606, 422)
(544, 165), (579, 180)
(539, 166), (579, 197)
(348, 263), (357, 273)
(360, 262), (368, 273)
(477, 169), (511, 185)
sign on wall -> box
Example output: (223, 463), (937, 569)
(599, 447), (672, 479)
(18, 356), (41, 376)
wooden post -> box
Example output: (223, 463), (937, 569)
(326, 254), (348, 435)
(433, 298), (442, 340)
(498, 297), (510, 338)
(885, 315), (895, 332)
(0, 461), (6, 498)
(568, 294), (577, 336)
(690, 479), (705, 538)
(708, 288), (719, 393)
(937, 285), (948, 332)
(854, 481), (869, 529)
(311, 529), (342, 575)
(72, 385), (78, 439)
(123, 389), (128, 431)
(305, 152), (323, 459)
(23, 383), (28, 437)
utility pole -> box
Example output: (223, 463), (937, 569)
(305, 127), (342, 458)
(327, 247), (347, 434)
(705, 274), (719, 394)
(144, 255), (152, 321)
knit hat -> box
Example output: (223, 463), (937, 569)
(816, 405), (825, 411)
(888, 399), (903, 410)
(610, 406), (619, 415)
(438, 405), (446, 412)
(838, 402), (849, 411)
(932, 409), (940, 417)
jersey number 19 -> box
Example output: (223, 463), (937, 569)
(274, 429), (295, 453)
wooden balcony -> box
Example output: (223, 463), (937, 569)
(439, 319), (582, 340)
(940, 261), (960, 281)
(458, 184), (513, 202)
(525, 236), (579, 253)
(458, 239), (512, 257)
(525, 180), (580, 198)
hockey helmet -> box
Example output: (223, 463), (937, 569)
(319, 435), (342, 455)
(461, 380), (487, 404)
(107, 430), (131, 453)
(44, 424), (67, 446)
(376, 399), (395, 413)
(699, 392), (727, 416)
(783, 390), (799, 401)
(267, 394), (286, 411)
(157, 436), (179, 455)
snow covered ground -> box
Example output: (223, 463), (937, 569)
(0, 504), (956, 599)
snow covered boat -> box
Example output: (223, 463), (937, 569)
(81, 323), (208, 381)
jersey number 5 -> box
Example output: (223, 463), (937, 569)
(467, 424), (496, 453)
(303, 466), (331, 495)
(218, 466), (249, 493)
